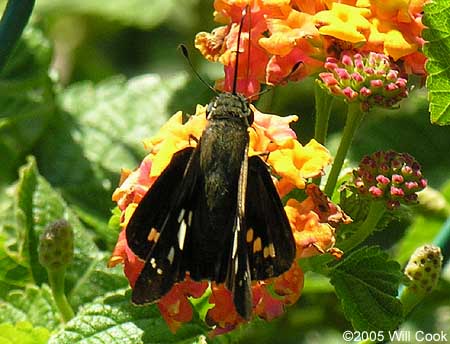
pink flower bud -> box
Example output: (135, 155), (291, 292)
(386, 83), (399, 92)
(351, 72), (364, 82)
(369, 186), (384, 197)
(342, 87), (358, 100)
(342, 54), (353, 66)
(390, 186), (405, 197)
(370, 79), (383, 87)
(419, 179), (427, 188)
(396, 78), (407, 88)
(386, 70), (398, 80)
(376, 175), (390, 185)
(335, 68), (351, 80)
(320, 72), (338, 86)
(391, 174), (404, 183)
(360, 87), (372, 97)
(324, 61), (338, 70)
(402, 165), (413, 175)
(405, 181), (419, 190)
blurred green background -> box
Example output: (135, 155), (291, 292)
(1, 0), (449, 343)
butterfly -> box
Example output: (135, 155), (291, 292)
(125, 7), (296, 320)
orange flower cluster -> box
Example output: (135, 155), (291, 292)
(109, 104), (345, 333)
(195, 0), (427, 98)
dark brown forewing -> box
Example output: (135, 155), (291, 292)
(126, 147), (195, 259)
(245, 156), (296, 280)
(127, 147), (203, 305)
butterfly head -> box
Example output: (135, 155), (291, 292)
(206, 92), (254, 126)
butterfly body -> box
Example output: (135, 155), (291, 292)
(126, 92), (295, 320)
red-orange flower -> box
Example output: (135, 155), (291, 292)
(206, 262), (304, 334)
(285, 184), (350, 258)
(195, 0), (323, 98)
(195, 0), (427, 98)
(158, 277), (208, 333)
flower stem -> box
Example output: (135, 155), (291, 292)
(433, 216), (450, 265)
(324, 102), (364, 196)
(340, 201), (386, 252)
(0, 0), (35, 71)
(47, 268), (74, 322)
(314, 83), (334, 145)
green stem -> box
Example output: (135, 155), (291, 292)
(314, 83), (334, 145)
(339, 201), (386, 252)
(433, 216), (450, 264)
(324, 102), (364, 196)
(0, 0), (35, 71)
(48, 268), (74, 322)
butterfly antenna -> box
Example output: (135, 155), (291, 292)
(232, 6), (248, 95)
(179, 44), (219, 95)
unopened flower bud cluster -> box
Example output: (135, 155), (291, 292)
(319, 52), (408, 111)
(352, 150), (427, 209)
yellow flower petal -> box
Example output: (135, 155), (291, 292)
(384, 29), (418, 60)
(314, 3), (371, 43)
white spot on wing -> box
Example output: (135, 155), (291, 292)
(157, 268), (163, 275)
(188, 211), (193, 226)
(177, 209), (186, 223)
(178, 220), (187, 250)
(150, 258), (156, 269)
(167, 246), (175, 264)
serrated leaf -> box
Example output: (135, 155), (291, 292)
(67, 253), (129, 309)
(423, 0), (450, 125)
(0, 26), (55, 185)
(330, 246), (403, 331)
(0, 194), (33, 295)
(49, 290), (208, 344)
(0, 321), (50, 344)
(35, 73), (188, 237)
(0, 285), (60, 330)
(16, 158), (46, 284)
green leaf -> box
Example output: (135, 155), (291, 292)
(67, 253), (128, 309)
(35, 0), (193, 30)
(16, 158), (46, 284)
(0, 285), (60, 330)
(423, 0), (450, 125)
(0, 321), (50, 344)
(35, 73), (188, 239)
(0, 191), (32, 295)
(0, 26), (55, 186)
(49, 290), (208, 344)
(330, 246), (403, 331)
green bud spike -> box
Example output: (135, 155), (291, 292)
(39, 219), (74, 271)
(38, 219), (75, 322)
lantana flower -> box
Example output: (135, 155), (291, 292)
(109, 103), (346, 333)
(195, 0), (427, 98)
